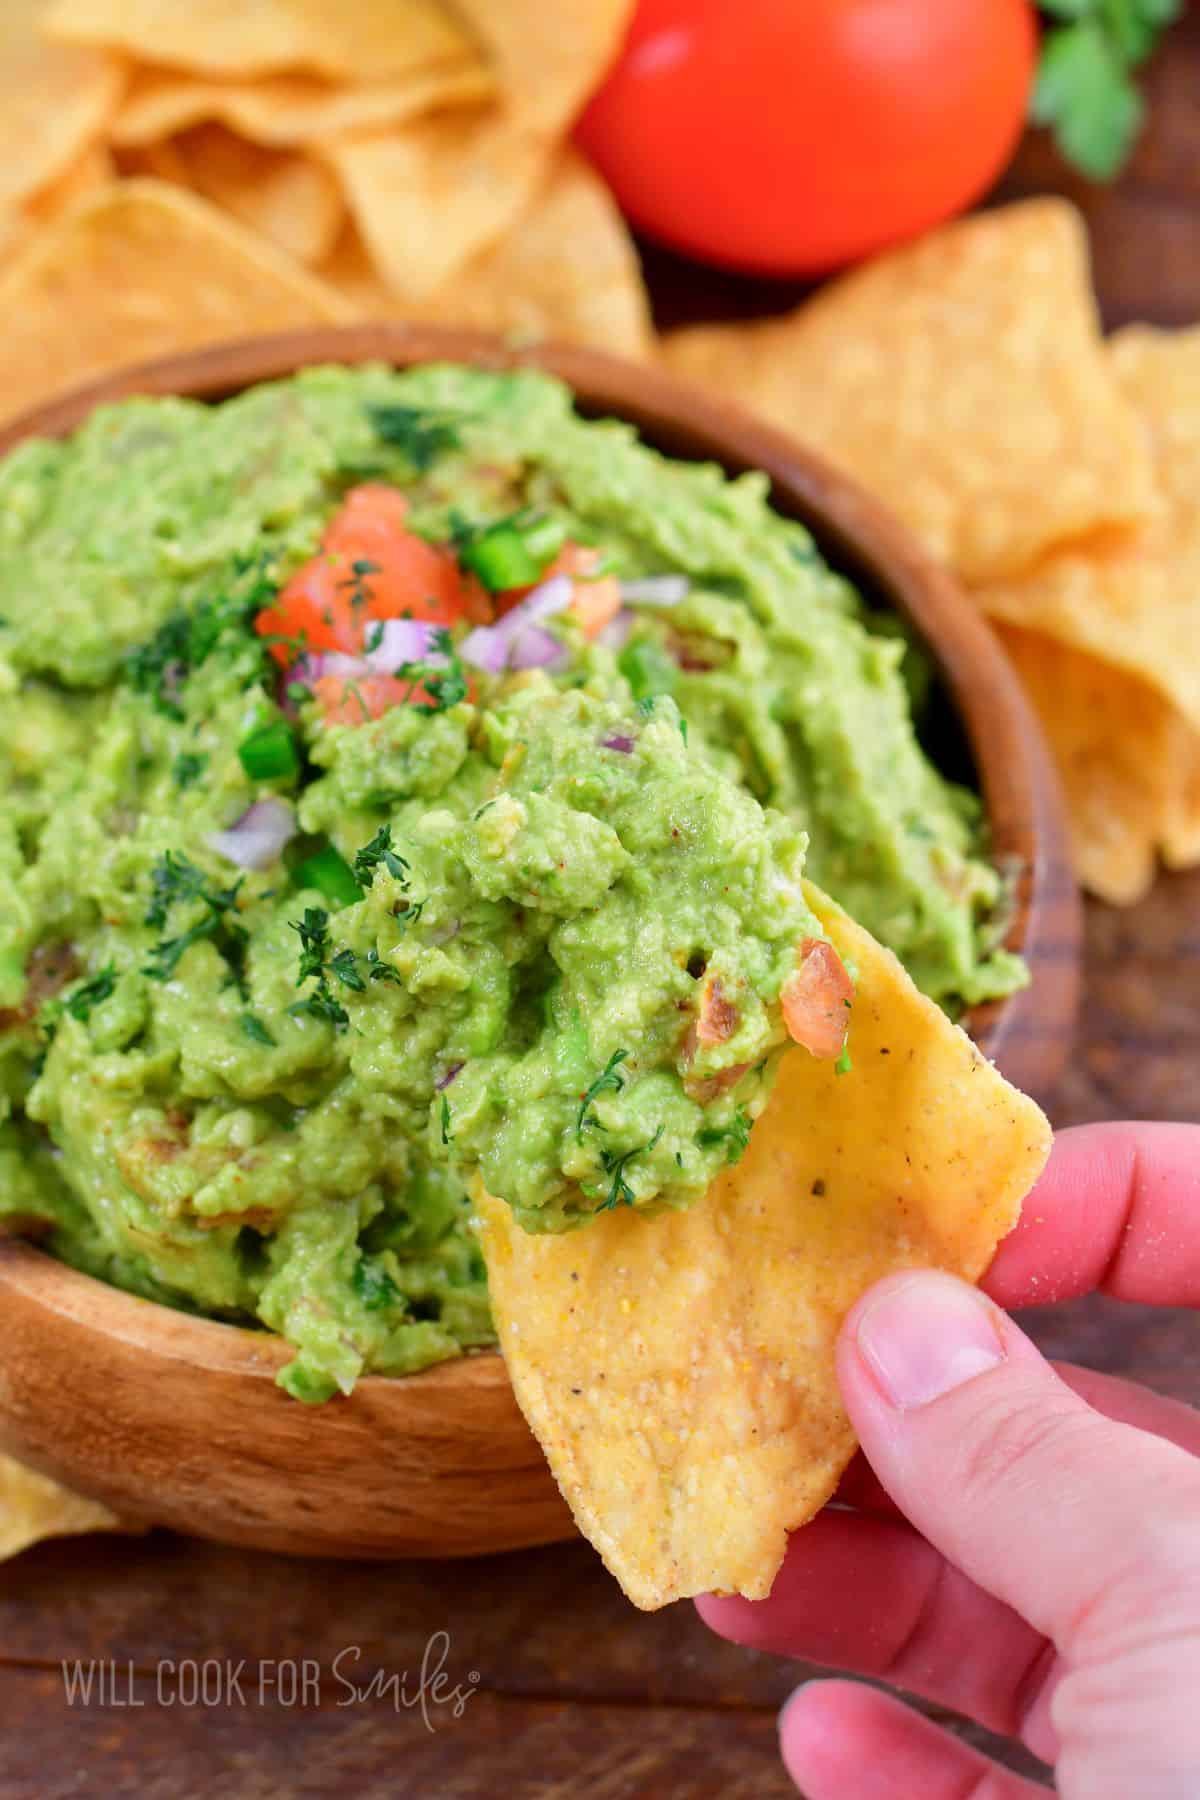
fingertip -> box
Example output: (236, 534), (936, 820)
(693, 1589), (763, 1644)
(778, 1679), (874, 1795)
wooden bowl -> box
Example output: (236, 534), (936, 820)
(0, 327), (1080, 1558)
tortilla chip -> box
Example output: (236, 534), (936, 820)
(0, 179), (354, 428)
(0, 0), (122, 216)
(43, 0), (472, 81)
(996, 624), (1175, 906)
(478, 886), (1050, 1609)
(980, 327), (1200, 741)
(112, 58), (495, 149)
(1163, 716), (1200, 871)
(663, 200), (1157, 585)
(135, 124), (343, 265)
(326, 0), (634, 299)
(321, 152), (652, 358)
(0, 1454), (125, 1560)
(0, 141), (114, 261)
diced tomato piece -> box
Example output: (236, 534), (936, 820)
(313, 673), (413, 725)
(257, 483), (489, 666)
(695, 974), (740, 1046)
(781, 938), (854, 1059)
(570, 574), (622, 639)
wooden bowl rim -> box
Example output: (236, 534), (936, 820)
(0, 324), (1080, 1398)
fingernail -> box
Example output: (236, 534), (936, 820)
(855, 1272), (1006, 1410)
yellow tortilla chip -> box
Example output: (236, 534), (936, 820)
(0, 141), (114, 261)
(43, 0), (472, 81)
(112, 58), (494, 149)
(321, 152), (652, 358)
(326, 0), (634, 299)
(0, 1454), (125, 1560)
(136, 124), (343, 265)
(996, 624), (1176, 906)
(980, 327), (1200, 741)
(1163, 716), (1200, 871)
(0, 0), (122, 216)
(478, 887), (1050, 1609)
(0, 179), (354, 428)
(663, 200), (1156, 585)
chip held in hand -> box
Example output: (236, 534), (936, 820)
(477, 885), (1051, 1610)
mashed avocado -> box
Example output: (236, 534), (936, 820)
(0, 365), (1024, 1400)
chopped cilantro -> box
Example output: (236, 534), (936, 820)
(367, 404), (462, 471)
(125, 555), (275, 717)
(597, 1125), (664, 1212)
(329, 947), (366, 992)
(353, 823), (410, 886)
(337, 557), (381, 617)
(240, 1012), (276, 1047)
(172, 751), (209, 790)
(698, 1105), (752, 1165)
(576, 1048), (628, 1139)
(143, 853), (246, 987)
(46, 964), (118, 1027)
(286, 911), (368, 1025)
(365, 948), (403, 985)
(835, 1044), (853, 1076)
(353, 1257), (403, 1312)
(440, 1094), (452, 1145)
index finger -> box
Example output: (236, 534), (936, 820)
(984, 1120), (1200, 1309)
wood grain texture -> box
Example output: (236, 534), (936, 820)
(0, 323), (1078, 1563)
(9, 16), (1200, 1788)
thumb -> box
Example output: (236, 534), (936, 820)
(837, 1270), (1200, 1657)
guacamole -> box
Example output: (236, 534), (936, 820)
(0, 365), (1023, 1400)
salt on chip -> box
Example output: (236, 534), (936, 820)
(995, 624), (1177, 906)
(0, 1453), (127, 1560)
(325, 0), (635, 299)
(43, 0), (472, 82)
(0, 179), (354, 428)
(0, 0), (122, 217)
(478, 886), (1050, 1610)
(135, 124), (344, 265)
(112, 59), (495, 149)
(321, 150), (652, 359)
(663, 200), (1156, 585)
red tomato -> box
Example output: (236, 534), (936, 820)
(577, 0), (1037, 274)
(256, 483), (488, 666)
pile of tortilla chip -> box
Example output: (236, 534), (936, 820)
(665, 199), (1199, 906)
(0, 0), (650, 425)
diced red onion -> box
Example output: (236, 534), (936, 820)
(508, 625), (569, 672)
(620, 575), (689, 606)
(366, 618), (446, 673)
(320, 650), (370, 680)
(596, 610), (633, 652)
(435, 1061), (464, 1090)
(460, 572), (575, 675)
(601, 733), (635, 754)
(207, 799), (297, 871)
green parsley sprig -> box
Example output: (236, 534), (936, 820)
(1034, 0), (1182, 180)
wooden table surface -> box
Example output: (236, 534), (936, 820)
(7, 22), (1200, 1799)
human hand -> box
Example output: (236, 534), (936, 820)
(697, 1122), (1200, 1798)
